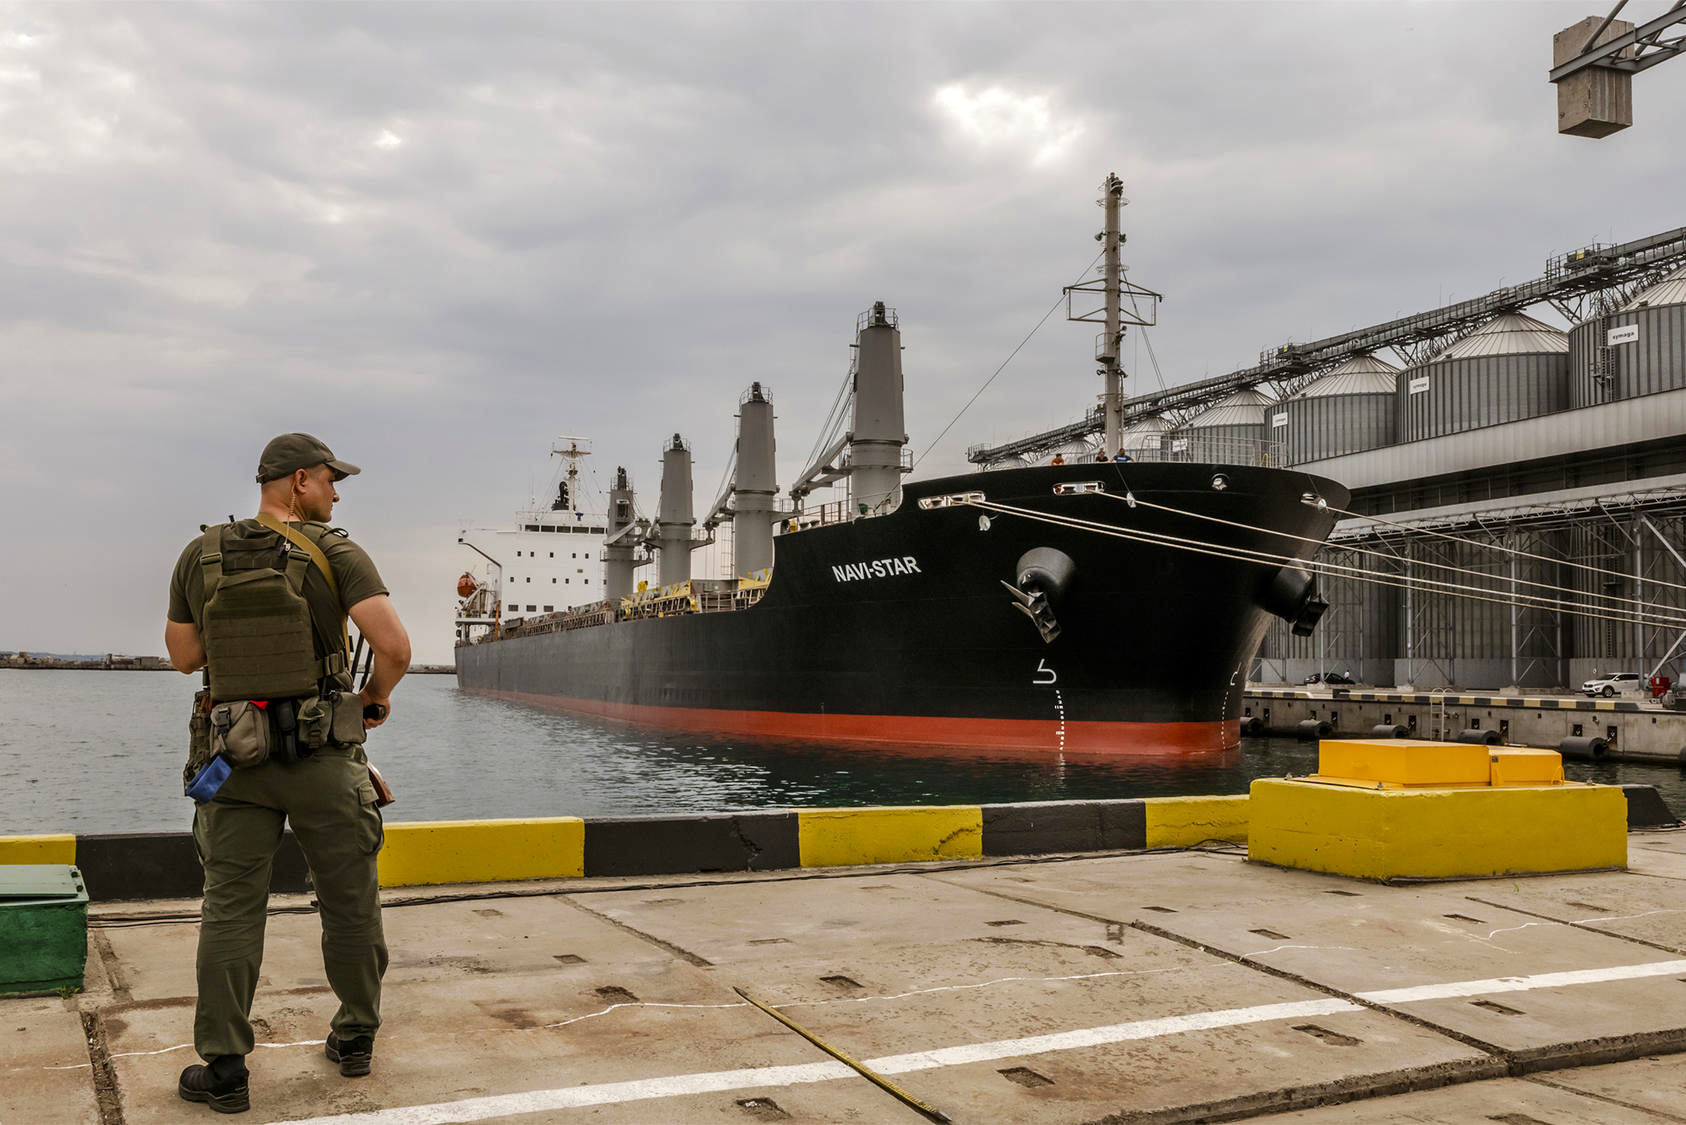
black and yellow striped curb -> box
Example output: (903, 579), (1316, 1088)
(4, 788), (1671, 901)
(1247, 688), (1649, 712)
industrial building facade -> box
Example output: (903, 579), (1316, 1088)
(1258, 266), (1686, 690)
(971, 231), (1686, 693)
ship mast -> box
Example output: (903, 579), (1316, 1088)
(1063, 173), (1158, 456)
(1100, 174), (1124, 452)
(549, 437), (590, 512)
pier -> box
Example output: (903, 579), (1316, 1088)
(1245, 687), (1686, 764)
(5, 793), (1684, 1123)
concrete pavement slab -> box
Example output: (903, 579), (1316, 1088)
(94, 890), (679, 1015)
(1541, 1053), (1686, 1122)
(1250, 1074), (1678, 1122)
(932, 852), (1686, 1060)
(0, 995), (101, 1125)
(576, 870), (1128, 965)
(104, 960), (856, 1123)
(584, 866), (1490, 1123)
(1460, 872), (1686, 954)
(1631, 831), (1686, 856)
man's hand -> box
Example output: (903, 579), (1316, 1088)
(359, 688), (392, 730)
(348, 593), (410, 731)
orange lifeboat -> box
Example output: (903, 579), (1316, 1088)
(456, 573), (478, 598)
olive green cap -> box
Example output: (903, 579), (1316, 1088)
(256, 433), (361, 483)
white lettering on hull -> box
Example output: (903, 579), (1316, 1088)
(831, 556), (921, 582)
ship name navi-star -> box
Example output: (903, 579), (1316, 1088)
(831, 557), (922, 582)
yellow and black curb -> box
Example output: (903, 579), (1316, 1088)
(1, 787), (1673, 902)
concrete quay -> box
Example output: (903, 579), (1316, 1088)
(1245, 687), (1686, 764)
(7, 828), (1686, 1124)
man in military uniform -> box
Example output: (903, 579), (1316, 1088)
(165, 433), (411, 1114)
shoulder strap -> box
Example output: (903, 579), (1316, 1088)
(198, 525), (226, 605)
(256, 513), (340, 604)
(255, 513), (352, 668)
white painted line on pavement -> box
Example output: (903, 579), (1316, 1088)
(1357, 958), (1686, 1005)
(270, 998), (1360, 1125)
(264, 956), (1686, 1124)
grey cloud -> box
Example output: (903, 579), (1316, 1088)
(2, 0), (1680, 662)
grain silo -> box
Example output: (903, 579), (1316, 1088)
(1568, 265), (1686, 407)
(1119, 414), (1172, 458)
(1398, 311), (1568, 442)
(1168, 388), (1274, 464)
(1280, 354), (1399, 466)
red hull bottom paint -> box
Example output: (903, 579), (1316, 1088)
(476, 688), (1241, 757)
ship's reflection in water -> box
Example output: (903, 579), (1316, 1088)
(401, 685), (1328, 822)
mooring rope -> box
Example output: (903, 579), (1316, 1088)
(966, 498), (1686, 633)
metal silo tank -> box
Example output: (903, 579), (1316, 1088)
(1119, 414), (1171, 460)
(1281, 354), (1399, 466)
(1608, 265), (1686, 401)
(1397, 311), (1569, 442)
(1177, 388), (1274, 465)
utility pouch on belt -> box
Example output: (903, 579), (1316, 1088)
(209, 700), (271, 768)
(330, 690), (368, 746)
(186, 755), (233, 804)
(184, 688), (215, 791)
(297, 694), (333, 750)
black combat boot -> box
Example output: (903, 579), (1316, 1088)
(178, 1054), (250, 1114)
(325, 1032), (374, 1077)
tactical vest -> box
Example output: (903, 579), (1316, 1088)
(199, 515), (350, 702)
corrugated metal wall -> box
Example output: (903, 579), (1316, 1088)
(1397, 354), (1569, 442)
(1283, 394), (1396, 466)
(1569, 304), (1686, 407)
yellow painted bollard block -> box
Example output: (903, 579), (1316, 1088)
(1487, 747), (1564, 786)
(1248, 779), (1626, 881)
(797, 806), (981, 868)
(378, 818), (584, 888)
(1315, 739), (1490, 788)
(0, 835), (77, 866)
(1143, 795), (1249, 847)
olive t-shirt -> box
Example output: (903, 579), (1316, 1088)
(167, 519), (388, 632)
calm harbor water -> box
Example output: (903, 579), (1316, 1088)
(2, 669), (1681, 836)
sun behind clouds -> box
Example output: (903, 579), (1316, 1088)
(930, 81), (1085, 168)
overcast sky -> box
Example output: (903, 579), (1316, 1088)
(3, 1), (1682, 664)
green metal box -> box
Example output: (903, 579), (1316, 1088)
(0, 865), (89, 996)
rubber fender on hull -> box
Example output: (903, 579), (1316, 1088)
(1455, 728), (1502, 745)
(1559, 735), (1609, 760)
(1261, 566), (1329, 638)
(1370, 723), (1408, 739)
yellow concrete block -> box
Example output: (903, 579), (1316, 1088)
(1143, 795), (1249, 847)
(0, 835), (76, 865)
(1316, 739), (1491, 788)
(1248, 778), (1627, 881)
(1488, 747), (1564, 786)
(797, 806), (981, 868)
(377, 818), (583, 888)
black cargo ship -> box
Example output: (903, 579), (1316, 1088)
(456, 175), (1347, 755)
(457, 460), (1344, 755)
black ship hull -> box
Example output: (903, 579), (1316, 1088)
(457, 462), (1347, 756)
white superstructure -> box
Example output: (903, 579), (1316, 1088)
(456, 439), (615, 644)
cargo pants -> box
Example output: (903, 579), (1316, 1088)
(192, 744), (387, 1061)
